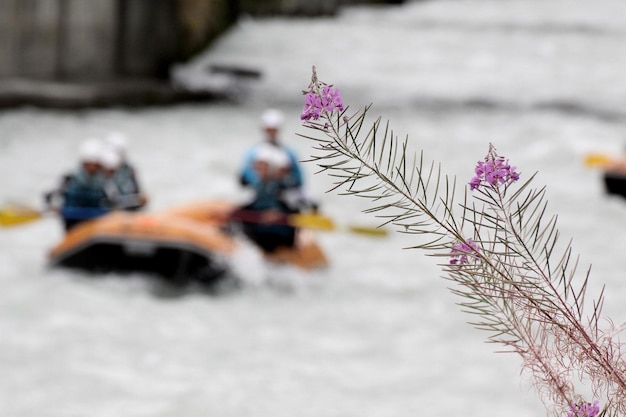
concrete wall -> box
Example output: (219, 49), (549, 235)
(0, 0), (61, 78)
(0, 0), (404, 82)
(238, 0), (406, 16)
(60, 1), (117, 79)
(177, 0), (238, 60)
(115, 0), (179, 78)
(238, 0), (339, 16)
(0, 0), (237, 81)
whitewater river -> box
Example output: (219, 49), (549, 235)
(2, 0), (626, 415)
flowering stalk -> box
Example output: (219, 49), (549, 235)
(301, 66), (344, 123)
(299, 66), (626, 416)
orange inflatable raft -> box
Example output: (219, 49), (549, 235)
(48, 200), (329, 287)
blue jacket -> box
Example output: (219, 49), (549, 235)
(62, 168), (109, 220)
(246, 179), (289, 212)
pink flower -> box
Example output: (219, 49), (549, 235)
(301, 68), (344, 121)
(301, 92), (323, 121)
(469, 150), (520, 191)
(449, 239), (480, 265)
(320, 85), (344, 113)
(567, 401), (600, 417)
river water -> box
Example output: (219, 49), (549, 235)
(2, 1), (626, 416)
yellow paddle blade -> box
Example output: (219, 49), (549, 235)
(232, 210), (388, 236)
(584, 153), (613, 168)
(0, 206), (43, 227)
(347, 225), (389, 237)
(289, 213), (336, 230)
(289, 213), (388, 237)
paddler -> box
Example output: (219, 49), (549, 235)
(57, 138), (110, 231)
(104, 131), (147, 210)
(238, 108), (317, 212)
(239, 109), (303, 189)
(231, 143), (300, 253)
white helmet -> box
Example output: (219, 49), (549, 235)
(261, 109), (284, 129)
(254, 143), (290, 170)
(105, 131), (128, 155)
(99, 149), (121, 170)
(79, 138), (103, 163)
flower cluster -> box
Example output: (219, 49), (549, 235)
(567, 401), (601, 417)
(301, 66), (344, 121)
(300, 67), (624, 417)
(449, 239), (480, 265)
(469, 154), (520, 191)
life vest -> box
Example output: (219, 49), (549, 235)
(62, 169), (108, 210)
(242, 179), (297, 249)
(114, 163), (141, 195)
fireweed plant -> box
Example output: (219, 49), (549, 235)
(299, 66), (626, 417)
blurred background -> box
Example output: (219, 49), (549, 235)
(0, 0), (402, 106)
(2, 0), (626, 416)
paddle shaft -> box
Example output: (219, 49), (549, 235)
(229, 209), (333, 230)
(1, 204), (132, 227)
(2, 203), (388, 237)
(229, 209), (387, 236)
